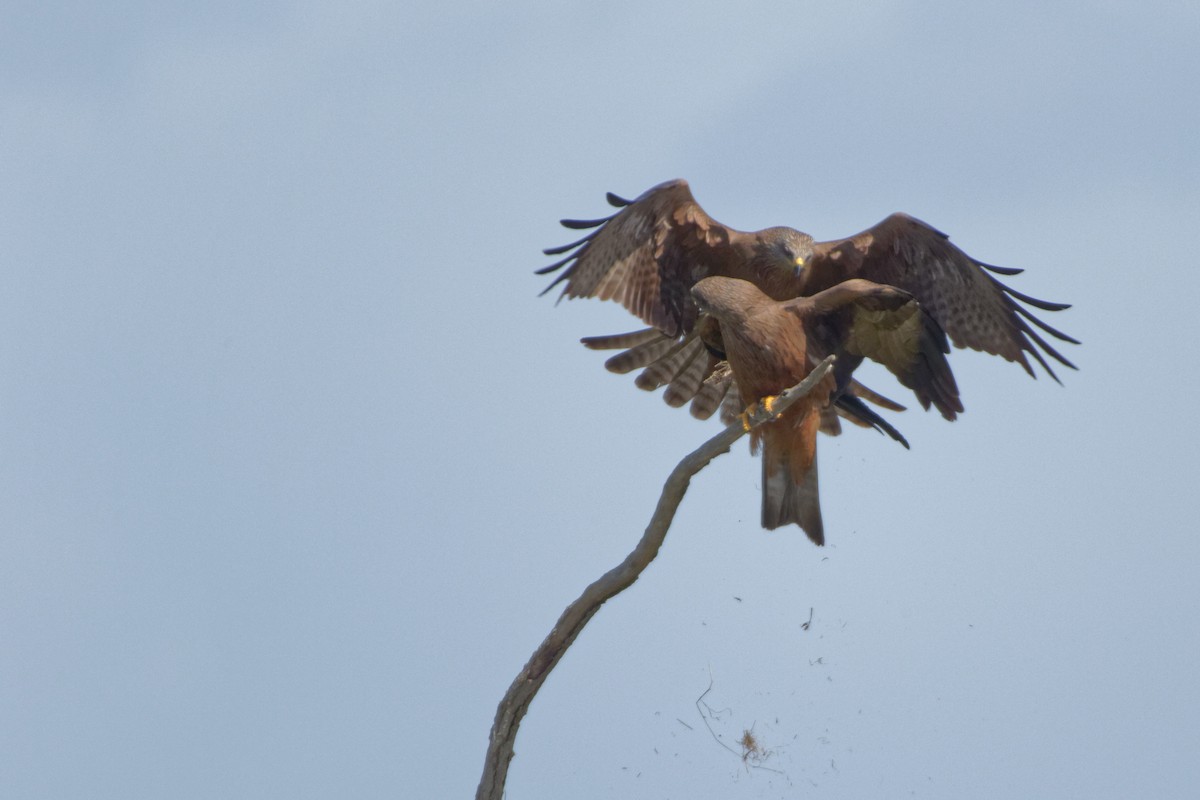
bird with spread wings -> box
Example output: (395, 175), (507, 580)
(538, 179), (1077, 541)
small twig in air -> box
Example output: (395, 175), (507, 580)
(696, 677), (740, 758)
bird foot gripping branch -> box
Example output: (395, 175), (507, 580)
(739, 395), (781, 432)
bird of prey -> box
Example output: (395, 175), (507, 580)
(692, 275), (954, 543)
(537, 179), (1077, 539)
(539, 179), (1076, 429)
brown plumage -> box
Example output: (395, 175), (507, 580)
(540, 179), (1077, 435)
(692, 276), (953, 543)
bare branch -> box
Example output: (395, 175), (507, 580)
(476, 356), (837, 800)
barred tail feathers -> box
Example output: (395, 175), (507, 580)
(759, 409), (824, 544)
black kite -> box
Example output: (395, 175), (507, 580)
(538, 179), (1078, 538)
(692, 276), (953, 542)
(540, 180), (1075, 414)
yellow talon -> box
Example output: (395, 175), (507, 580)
(740, 395), (781, 430)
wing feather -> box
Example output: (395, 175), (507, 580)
(542, 184), (1077, 438)
(606, 192), (633, 207)
(603, 335), (677, 375)
(789, 279), (963, 420)
(690, 365), (734, 420)
(537, 179), (739, 337)
(634, 338), (702, 390)
(810, 214), (1077, 379)
(579, 328), (663, 351)
(661, 344), (717, 408)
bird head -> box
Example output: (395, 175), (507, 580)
(692, 276), (771, 322)
(760, 227), (815, 278)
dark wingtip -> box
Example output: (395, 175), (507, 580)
(606, 191), (632, 207)
(982, 273), (1079, 378)
(979, 261), (1025, 276)
(993, 278), (1073, 312)
(1025, 325), (1078, 375)
(1012, 303), (1081, 345)
(533, 253), (573, 275)
(559, 215), (613, 230)
(543, 229), (601, 256)
(537, 268), (572, 297)
(876, 421), (911, 449)
(837, 394), (910, 449)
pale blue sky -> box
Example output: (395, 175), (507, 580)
(3, 2), (1198, 798)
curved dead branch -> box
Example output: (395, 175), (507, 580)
(476, 356), (837, 800)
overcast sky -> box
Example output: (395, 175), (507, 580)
(3, 2), (1199, 798)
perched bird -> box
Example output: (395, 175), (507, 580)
(538, 179), (1078, 540)
(539, 179), (1076, 433)
(691, 275), (954, 543)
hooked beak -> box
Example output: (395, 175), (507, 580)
(793, 256), (806, 278)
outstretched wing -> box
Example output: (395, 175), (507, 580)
(538, 179), (742, 337)
(788, 279), (962, 420)
(808, 214), (1078, 381)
